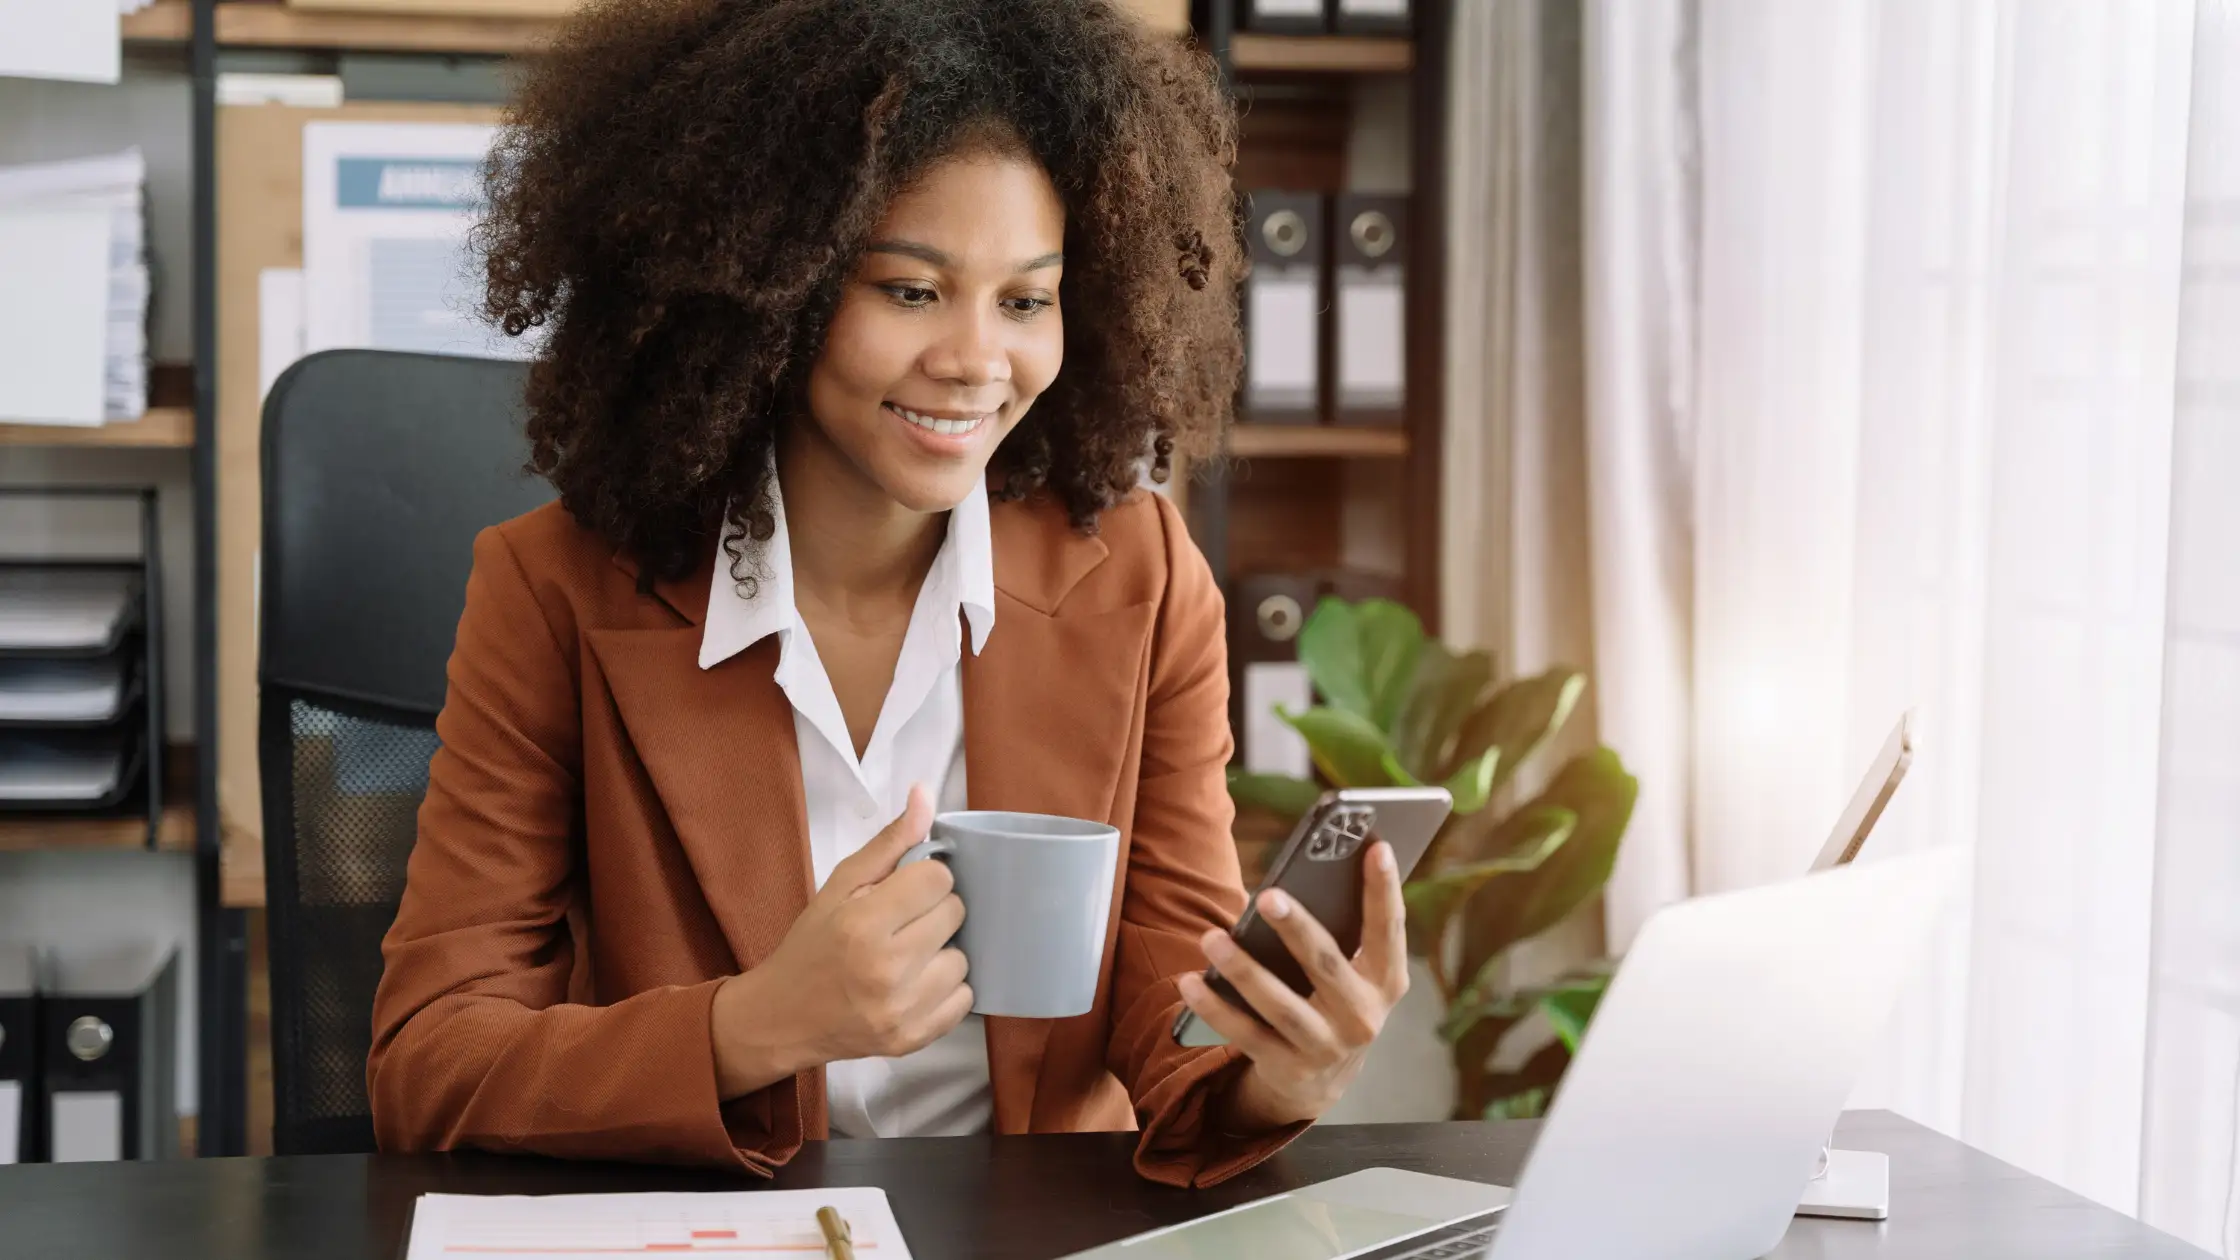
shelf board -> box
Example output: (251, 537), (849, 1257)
(1230, 33), (1413, 75)
(120, 1), (191, 41)
(0, 801), (195, 854)
(0, 407), (195, 449)
(1228, 424), (1408, 459)
(126, 6), (1411, 66)
(124, 1), (559, 54)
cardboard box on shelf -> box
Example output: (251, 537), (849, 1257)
(215, 100), (503, 905)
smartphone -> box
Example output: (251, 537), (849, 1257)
(1808, 711), (1915, 872)
(1172, 785), (1453, 1048)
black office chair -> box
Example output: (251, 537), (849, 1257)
(258, 349), (555, 1155)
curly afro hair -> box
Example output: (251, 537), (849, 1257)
(478, 0), (1245, 586)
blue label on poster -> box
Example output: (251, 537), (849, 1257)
(336, 157), (484, 210)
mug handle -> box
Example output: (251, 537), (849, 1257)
(897, 836), (955, 869)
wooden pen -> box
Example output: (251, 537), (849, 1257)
(815, 1205), (856, 1260)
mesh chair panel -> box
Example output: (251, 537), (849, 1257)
(275, 696), (439, 1151)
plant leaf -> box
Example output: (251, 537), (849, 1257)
(1476, 1040), (1573, 1121)
(1482, 1088), (1550, 1121)
(1440, 668), (1587, 795)
(1438, 985), (1536, 1044)
(1540, 976), (1609, 1054)
(1297, 597), (1424, 732)
(1453, 748), (1639, 995)
(1402, 808), (1573, 956)
(1225, 770), (1321, 820)
(1438, 746), (1501, 815)
(1280, 705), (1400, 788)
(1391, 643), (1494, 782)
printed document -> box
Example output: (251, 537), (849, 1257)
(405, 1188), (912, 1260)
(303, 122), (536, 362)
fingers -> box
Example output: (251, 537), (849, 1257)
(891, 891), (966, 960)
(1198, 929), (1342, 1061)
(912, 944), (969, 999)
(1254, 887), (1386, 1045)
(916, 967), (975, 1040)
(872, 949), (972, 1058)
(899, 949), (971, 1049)
(826, 783), (935, 897)
(1177, 971), (1289, 1062)
(1352, 841), (1411, 1003)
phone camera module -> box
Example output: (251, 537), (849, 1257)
(1306, 805), (1378, 861)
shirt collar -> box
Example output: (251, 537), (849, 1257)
(699, 474), (996, 670)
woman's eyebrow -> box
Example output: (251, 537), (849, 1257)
(866, 239), (1064, 273)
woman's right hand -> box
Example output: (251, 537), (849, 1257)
(709, 784), (972, 1099)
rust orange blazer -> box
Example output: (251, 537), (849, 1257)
(366, 488), (1301, 1186)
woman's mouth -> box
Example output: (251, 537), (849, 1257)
(885, 402), (992, 437)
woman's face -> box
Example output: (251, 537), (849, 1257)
(804, 148), (1067, 513)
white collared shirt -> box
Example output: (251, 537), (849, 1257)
(699, 474), (996, 1139)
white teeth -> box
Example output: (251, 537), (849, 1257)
(892, 405), (987, 436)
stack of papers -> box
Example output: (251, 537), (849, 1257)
(0, 149), (149, 425)
(406, 1189), (913, 1260)
(0, 0), (150, 86)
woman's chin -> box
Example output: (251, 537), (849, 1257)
(869, 455), (994, 514)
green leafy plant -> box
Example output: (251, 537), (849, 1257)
(1228, 597), (1637, 1119)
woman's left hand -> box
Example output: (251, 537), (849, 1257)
(1177, 839), (1410, 1132)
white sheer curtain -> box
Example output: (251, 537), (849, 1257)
(1692, 0), (2199, 1231)
(1447, 0), (2240, 1245)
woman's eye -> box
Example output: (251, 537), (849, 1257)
(1003, 296), (1055, 318)
(883, 284), (937, 307)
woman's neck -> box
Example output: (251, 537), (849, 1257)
(775, 424), (946, 615)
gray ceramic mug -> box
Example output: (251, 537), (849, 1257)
(898, 810), (1121, 1018)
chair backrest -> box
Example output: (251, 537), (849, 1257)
(258, 349), (554, 1155)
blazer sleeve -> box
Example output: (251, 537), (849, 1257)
(367, 525), (785, 1173)
(1104, 494), (1311, 1187)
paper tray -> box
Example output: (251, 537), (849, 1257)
(0, 730), (143, 811)
(0, 657), (138, 726)
(0, 569), (142, 657)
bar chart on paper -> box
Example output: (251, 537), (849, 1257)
(404, 1189), (912, 1259)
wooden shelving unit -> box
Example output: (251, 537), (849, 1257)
(1195, 5), (1447, 626)
(1230, 424), (1408, 459)
(1230, 32), (1412, 74)
(0, 802), (197, 853)
(0, 406), (196, 449)
(126, 1), (556, 53)
(127, 3), (1412, 68)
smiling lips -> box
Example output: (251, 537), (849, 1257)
(885, 401), (993, 437)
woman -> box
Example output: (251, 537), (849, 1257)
(367, 0), (1409, 1188)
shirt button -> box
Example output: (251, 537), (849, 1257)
(855, 799), (875, 820)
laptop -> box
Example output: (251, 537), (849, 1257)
(1064, 844), (1966, 1260)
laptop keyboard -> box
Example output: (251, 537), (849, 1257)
(1386, 1222), (1500, 1259)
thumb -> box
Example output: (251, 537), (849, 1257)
(829, 782), (935, 894)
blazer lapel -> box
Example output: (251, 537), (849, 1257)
(585, 551), (813, 974)
(965, 498), (1160, 1132)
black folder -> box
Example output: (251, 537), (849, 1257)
(1243, 191), (1327, 426)
(38, 943), (177, 1162)
(0, 943), (35, 1164)
(1333, 193), (1408, 428)
(1229, 569), (1409, 775)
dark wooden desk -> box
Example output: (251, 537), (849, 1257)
(0, 1111), (2206, 1259)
